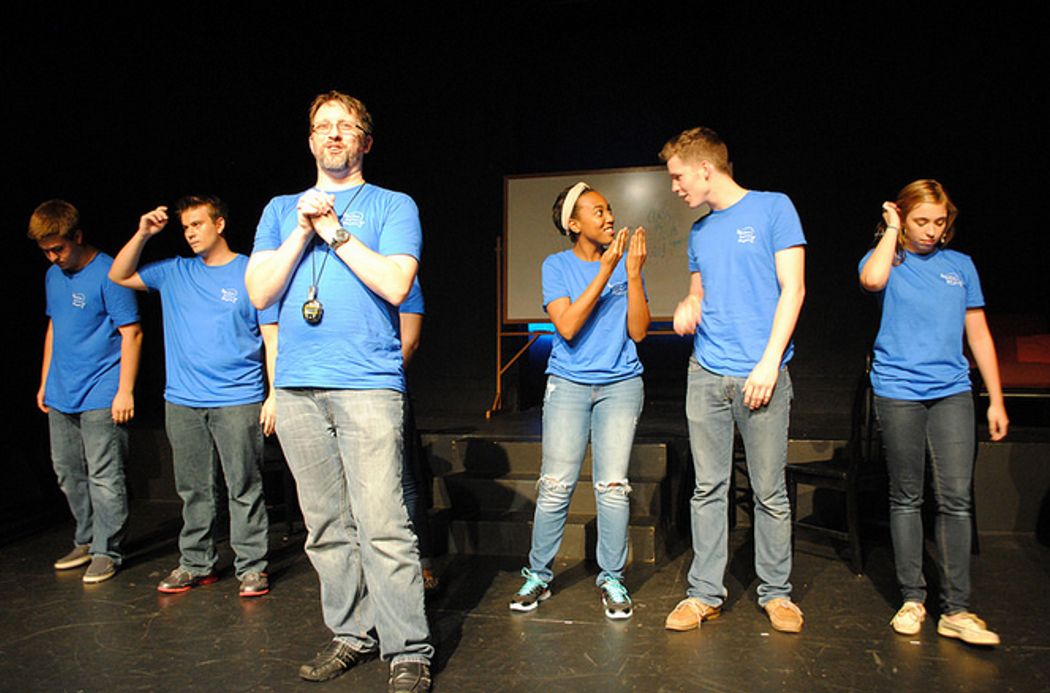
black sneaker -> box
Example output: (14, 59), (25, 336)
(388, 661), (431, 693)
(299, 639), (375, 682)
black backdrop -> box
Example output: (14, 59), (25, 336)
(4, 4), (1046, 530)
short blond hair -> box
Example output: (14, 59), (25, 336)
(28, 199), (80, 241)
(659, 127), (730, 173)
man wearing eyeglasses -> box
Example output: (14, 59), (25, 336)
(246, 91), (431, 693)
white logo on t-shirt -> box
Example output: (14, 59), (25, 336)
(342, 211), (365, 228)
(71, 292), (86, 309)
(736, 227), (756, 244)
(940, 273), (964, 287)
(221, 288), (239, 303)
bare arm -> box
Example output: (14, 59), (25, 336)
(313, 210), (419, 306)
(245, 231), (313, 310)
(626, 227), (650, 342)
(742, 246), (806, 410)
(37, 320), (53, 413)
(110, 206), (169, 290)
(400, 312), (423, 368)
(547, 229), (628, 341)
(859, 202), (901, 291)
(112, 322), (143, 424)
(965, 308), (1009, 441)
(259, 323), (278, 436)
(672, 272), (704, 336)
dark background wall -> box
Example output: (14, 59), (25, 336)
(4, 4), (1046, 531)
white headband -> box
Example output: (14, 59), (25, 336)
(560, 181), (590, 233)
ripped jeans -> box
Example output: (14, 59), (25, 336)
(526, 375), (644, 586)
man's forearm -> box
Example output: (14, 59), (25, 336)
(331, 239), (417, 306)
(109, 231), (151, 289)
(117, 323), (143, 396)
(246, 228), (313, 309)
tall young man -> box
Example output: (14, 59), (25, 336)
(109, 195), (277, 597)
(246, 91), (431, 692)
(30, 199), (142, 584)
(661, 128), (808, 634)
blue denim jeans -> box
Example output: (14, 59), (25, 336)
(527, 375), (644, 586)
(275, 388), (431, 664)
(165, 402), (269, 578)
(48, 408), (129, 563)
(685, 359), (793, 607)
(400, 395), (433, 560)
(874, 391), (974, 614)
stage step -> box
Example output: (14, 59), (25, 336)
(447, 438), (670, 478)
(436, 511), (660, 562)
(438, 473), (664, 517)
(423, 436), (671, 563)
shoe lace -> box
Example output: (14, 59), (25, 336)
(516, 568), (547, 596)
(601, 579), (630, 604)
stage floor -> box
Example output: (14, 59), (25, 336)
(0, 500), (1047, 692)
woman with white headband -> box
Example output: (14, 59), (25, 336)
(510, 181), (649, 619)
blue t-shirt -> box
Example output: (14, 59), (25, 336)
(253, 183), (422, 391)
(401, 278), (424, 315)
(542, 250), (644, 385)
(860, 248), (984, 400)
(138, 254), (278, 407)
(687, 191), (806, 377)
(45, 252), (140, 413)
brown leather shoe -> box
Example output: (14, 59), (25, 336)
(764, 598), (804, 633)
(665, 598), (721, 631)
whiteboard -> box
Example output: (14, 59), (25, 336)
(503, 167), (706, 322)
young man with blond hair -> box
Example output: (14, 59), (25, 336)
(30, 199), (142, 584)
(661, 127), (808, 634)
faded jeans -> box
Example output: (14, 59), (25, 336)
(685, 359), (794, 607)
(875, 391), (974, 614)
(275, 388), (432, 664)
(527, 375), (644, 586)
(165, 402), (269, 578)
(48, 408), (129, 562)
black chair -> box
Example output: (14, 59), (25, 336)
(786, 358), (886, 575)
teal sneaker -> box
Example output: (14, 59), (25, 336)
(599, 578), (633, 620)
(509, 569), (550, 612)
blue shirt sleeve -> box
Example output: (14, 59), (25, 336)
(102, 276), (140, 327)
(252, 198), (286, 254)
(542, 253), (569, 311)
(771, 194), (807, 251)
(138, 258), (174, 292)
(376, 194), (422, 260)
(963, 255), (985, 309)
(687, 223), (701, 273)
(400, 278), (425, 315)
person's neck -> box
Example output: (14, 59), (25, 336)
(316, 165), (365, 191)
(707, 177), (748, 211)
(199, 241), (236, 267)
(70, 245), (98, 272)
(572, 238), (603, 262)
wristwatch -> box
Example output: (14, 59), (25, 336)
(329, 227), (351, 249)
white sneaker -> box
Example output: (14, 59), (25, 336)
(890, 601), (926, 635)
(937, 612), (1000, 646)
